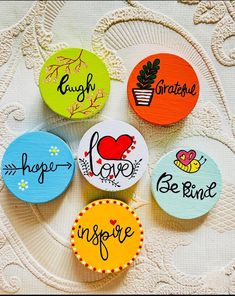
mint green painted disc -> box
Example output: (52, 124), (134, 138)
(151, 149), (222, 219)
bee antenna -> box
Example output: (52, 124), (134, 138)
(199, 156), (203, 162)
(201, 158), (207, 165)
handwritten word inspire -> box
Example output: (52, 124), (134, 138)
(77, 223), (135, 260)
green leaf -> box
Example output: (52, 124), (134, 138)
(137, 82), (143, 88)
(149, 74), (156, 80)
(147, 61), (152, 69)
(148, 79), (154, 84)
(153, 59), (160, 67)
(144, 84), (152, 89)
(137, 75), (143, 83)
(140, 70), (145, 77)
(143, 65), (148, 73)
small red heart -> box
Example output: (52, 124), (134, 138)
(132, 136), (135, 139)
(109, 175), (113, 179)
(127, 150), (130, 154)
(96, 158), (102, 165)
(110, 219), (117, 225)
(84, 151), (89, 157)
(131, 146), (135, 150)
(122, 155), (127, 159)
(133, 141), (136, 144)
(89, 171), (94, 177)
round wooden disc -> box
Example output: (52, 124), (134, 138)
(71, 199), (144, 273)
(127, 53), (200, 125)
(39, 48), (110, 120)
(1, 131), (75, 203)
(151, 149), (222, 219)
(77, 120), (149, 191)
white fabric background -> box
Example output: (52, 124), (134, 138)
(0, 1), (235, 294)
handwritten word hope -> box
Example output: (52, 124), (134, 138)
(156, 172), (217, 200)
(77, 224), (135, 260)
(2, 153), (72, 184)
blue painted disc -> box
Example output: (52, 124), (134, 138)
(1, 131), (75, 203)
(151, 148), (222, 219)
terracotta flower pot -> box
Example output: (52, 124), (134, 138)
(132, 88), (154, 106)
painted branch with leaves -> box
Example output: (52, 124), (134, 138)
(129, 159), (142, 179)
(44, 49), (87, 83)
(100, 177), (121, 188)
(67, 88), (106, 118)
(137, 59), (160, 89)
(78, 158), (90, 176)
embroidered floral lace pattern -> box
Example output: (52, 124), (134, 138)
(179, 0), (235, 67)
(0, 0), (235, 294)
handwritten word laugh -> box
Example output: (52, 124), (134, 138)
(57, 73), (95, 102)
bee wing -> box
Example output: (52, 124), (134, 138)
(188, 150), (196, 161)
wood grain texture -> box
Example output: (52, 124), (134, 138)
(127, 53), (200, 125)
(1, 131), (75, 203)
(77, 120), (148, 191)
(39, 48), (110, 120)
(151, 148), (222, 219)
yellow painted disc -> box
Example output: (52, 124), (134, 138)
(71, 199), (144, 273)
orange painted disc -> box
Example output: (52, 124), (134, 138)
(127, 53), (200, 125)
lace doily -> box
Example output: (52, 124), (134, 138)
(0, 0), (235, 294)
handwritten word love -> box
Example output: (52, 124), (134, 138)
(77, 223), (134, 260)
(87, 132), (136, 179)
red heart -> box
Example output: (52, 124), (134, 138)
(89, 171), (94, 177)
(131, 146), (135, 150)
(96, 158), (102, 165)
(84, 151), (89, 157)
(176, 150), (196, 166)
(97, 135), (133, 160)
(109, 175), (113, 179)
(110, 219), (117, 225)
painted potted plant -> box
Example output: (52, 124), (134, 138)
(132, 58), (160, 106)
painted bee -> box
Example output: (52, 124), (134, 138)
(174, 150), (206, 173)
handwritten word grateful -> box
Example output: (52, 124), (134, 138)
(155, 79), (197, 98)
(57, 73), (95, 102)
(77, 223), (135, 260)
(156, 172), (217, 200)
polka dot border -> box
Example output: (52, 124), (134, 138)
(70, 199), (144, 273)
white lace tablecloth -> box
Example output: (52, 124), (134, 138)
(0, 0), (235, 294)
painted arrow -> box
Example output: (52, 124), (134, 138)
(3, 161), (73, 176)
(56, 162), (72, 170)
